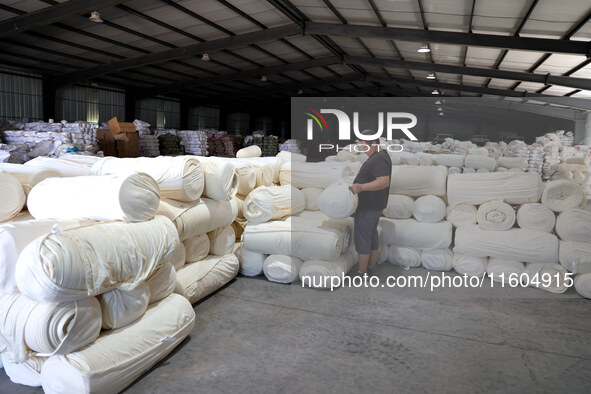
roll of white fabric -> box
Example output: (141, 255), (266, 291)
(446, 204), (477, 227)
(0, 293), (101, 363)
(419, 156), (433, 166)
(280, 162), (354, 189)
(496, 167), (508, 172)
(232, 218), (246, 240)
(208, 226), (235, 256)
(263, 254), (303, 283)
(232, 158), (275, 187)
(25, 157), (91, 177)
(232, 162), (257, 196)
(2, 354), (44, 387)
(448, 166), (461, 175)
(380, 218), (452, 249)
(389, 165), (447, 197)
(476, 200), (515, 231)
(318, 181), (358, 219)
(452, 254), (487, 277)
(523, 263), (568, 293)
(145, 262), (176, 304)
(183, 233), (210, 264)
(391, 151), (416, 165)
(91, 156), (204, 202)
(301, 187), (323, 211)
(476, 168), (489, 173)
(98, 283), (150, 330)
(420, 249), (453, 271)
(462, 167), (475, 173)
(0, 163), (61, 195)
(244, 185), (305, 223)
(0, 170), (25, 221)
(448, 172), (543, 206)
(236, 145), (262, 158)
(288, 215), (353, 255)
(412, 195), (446, 223)
(233, 195), (245, 218)
(516, 203), (556, 232)
(555, 209), (591, 242)
(454, 225), (559, 264)
(487, 258), (525, 283)
(59, 154), (102, 166)
(198, 157), (238, 201)
(464, 155), (496, 171)
(434, 154), (465, 168)
(175, 254), (239, 303)
(541, 180), (584, 212)
(27, 173), (160, 222)
(574, 273), (591, 299)
(378, 242), (388, 264)
(157, 198), (238, 241)
(169, 241), (186, 271)
(16, 216), (180, 303)
(498, 157), (527, 170)
(387, 246), (421, 268)
(40, 294), (195, 394)
(383, 194), (414, 219)
(300, 249), (358, 289)
(236, 245), (266, 276)
(558, 241), (591, 274)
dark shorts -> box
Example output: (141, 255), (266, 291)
(354, 209), (382, 255)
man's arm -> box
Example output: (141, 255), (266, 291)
(350, 176), (390, 194)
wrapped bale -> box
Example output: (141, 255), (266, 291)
(236, 245), (266, 277)
(233, 162), (257, 196)
(0, 170), (25, 221)
(523, 263), (569, 293)
(236, 145), (261, 158)
(318, 181), (358, 219)
(452, 254), (488, 277)
(198, 157), (238, 201)
(389, 165), (447, 197)
(387, 246), (421, 268)
(383, 194), (414, 219)
(299, 249), (358, 289)
(98, 283), (150, 330)
(183, 233), (210, 264)
(446, 204), (477, 227)
(0, 163), (61, 195)
(263, 254), (303, 284)
(25, 157), (91, 177)
(244, 185), (305, 224)
(175, 254), (239, 303)
(280, 162), (355, 189)
(516, 203), (556, 233)
(498, 157), (528, 170)
(380, 218), (452, 249)
(208, 226), (235, 256)
(301, 187), (323, 211)
(145, 262), (176, 304)
(541, 180), (584, 212)
(412, 195), (446, 223)
(574, 274), (591, 299)
(433, 154), (465, 167)
(464, 155), (496, 171)
(558, 241), (591, 274)
(555, 209), (591, 242)
(487, 258), (525, 283)
(420, 249), (453, 271)
(476, 200), (516, 231)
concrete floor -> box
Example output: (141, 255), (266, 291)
(2, 264), (591, 393)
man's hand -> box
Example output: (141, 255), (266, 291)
(349, 184), (363, 194)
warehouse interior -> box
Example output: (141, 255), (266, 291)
(1, 0), (591, 393)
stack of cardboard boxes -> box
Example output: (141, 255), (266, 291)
(97, 117), (139, 158)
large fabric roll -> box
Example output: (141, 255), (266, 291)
(0, 170), (25, 221)
(433, 154), (465, 168)
(236, 145), (262, 158)
(487, 258), (525, 283)
(448, 172), (543, 206)
(464, 155), (496, 171)
(183, 233), (210, 264)
(244, 185), (305, 224)
(2, 354), (45, 387)
(175, 254), (239, 303)
(452, 254), (487, 277)
(0, 163), (61, 195)
(446, 204), (477, 227)
(300, 249), (358, 289)
(208, 226), (236, 256)
(476, 200), (515, 231)
(559, 241), (591, 274)
(383, 194), (414, 219)
(318, 181), (358, 219)
(236, 245), (266, 276)
(516, 203), (555, 232)
(389, 165), (447, 197)
(387, 245), (421, 268)
(280, 162), (355, 188)
(541, 180), (584, 212)
(555, 209), (591, 242)
(156, 198), (238, 241)
(59, 154), (102, 166)
(263, 254), (303, 284)
(198, 157), (238, 201)
(420, 249), (453, 271)
(301, 187), (323, 211)
(145, 262), (176, 304)
(288, 215), (353, 255)
(98, 283), (150, 330)
(380, 218), (452, 249)
(412, 195), (446, 223)
(454, 225), (559, 264)
(16, 216), (180, 303)
(91, 156), (204, 202)
(40, 294), (195, 394)
(497, 157), (527, 170)
(0, 293), (101, 363)
(169, 241), (186, 271)
(523, 263), (568, 293)
(232, 162), (257, 196)
(231, 158), (274, 187)
(574, 273), (591, 299)
(27, 173), (160, 222)
(25, 157), (91, 177)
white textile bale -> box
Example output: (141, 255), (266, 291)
(199, 158), (238, 201)
(541, 180), (584, 212)
(446, 204), (477, 227)
(263, 254), (303, 283)
(27, 173), (160, 222)
(419, 156), (433, 166)
(412, 195), (446, 223)
(447, 172), (543, 206)
(208, 226), (235, 256)
(462, 167), (475, 173)
(0, 170), (25, 221)
(168, 241), (186, 271)
(476, 168), (489, 173)
(555, 209), (591, 242)
(233, 195), (245, 218)
(487, 258), (525, 283)
(288, 215), (353, 254)
(16, 216), (181, 303)
(574, 274), (591, 299)
(476, 200), (515, 231)
(301, 187), (323, 211)
(497, 157), (527, 170)
(389, 165), (447, 197)
(420, 249), (453, 271)
(523, 263), (568, 293)
(2, 354), (44, 387)
(454, 225), (558, 264)
(559, 241), (591, 274)
(98, 283), (150, 330)
(452, 254), (487, 277)
(300, 249), (358, 289)
(236, 245), (266, 276)
(516, 203), (555, 232)
(0, 163), (61, 195)
(380, 218), (452, 249)
(25, 156), (91, 177)
(40, 294), (195, 394)
(434, 154), (465, 168)
(175, 254), (239, 303)
(145, 262), (176, 304)
(233, 162), (257, 196)
(383, 194), (414, 219)
(318, 181), (358, 219)
(91, 156), (204, 202)
(236, 145), (262, 158)
(59, 154), (102, 166)
(244, 185), (305, 223)
(508, 168), (524, 173)
(464, 155), (496, 171)
(183, 233), (210, 264)
(280, 162), (354, 189)
(448, 166), (461, 175)
(387, 246), (421, 268)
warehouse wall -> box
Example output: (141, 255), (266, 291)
(56, 86), (125, 124)
(0, 71), (43, 124)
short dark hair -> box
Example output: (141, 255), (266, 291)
(360, 129), (380, 144)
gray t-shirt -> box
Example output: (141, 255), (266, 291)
(353, 149), (392, 211)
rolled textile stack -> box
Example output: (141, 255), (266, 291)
(236, 245), (267, 277)
(300, 248), (358, 288)
(244, 185), (305, 224)
(280, 162), (355, 189)
(301, 187), (323, 211)
(383, 195), (414, 219)
(24, 156), (92, 177)
(516, 203), (555, 232)
(476, 200), (515, 231)
(0, 163), (61, 196)
(198, 157), (238, 200)
(158, 133), (183, 155)
(0, 170), (26, 222)
(387, 246), (421, 268)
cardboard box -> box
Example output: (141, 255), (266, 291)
(107, 117), (136, 136)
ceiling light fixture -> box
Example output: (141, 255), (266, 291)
(434, 100), (442, 105)
(437, 107), (443, 111)
(260, 75), (267, 82)
(297, 89), (303, 95)
(439, 112), (444, 116)
(201, 53), (210, 61)
(89, 11), (103, 23)
(418, 43), (430, 53)
(426, 73), (436, 80)
(431, 89), (439, 95)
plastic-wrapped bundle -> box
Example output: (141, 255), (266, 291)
(541, 180), (584, 212)
(318, 181), (358, 219)
(515, 203), (555, 232)
(91, 156), (204, 202)
(25, 157), (92, 177)
(447, 172), (543, 206)
(389, 165), (447, 197)
(236, 145), (262, 158)
(498, 157), (527, 170)
(98, 283), (150, 330)
(236, 245), (266, 276)
(558, 241), (591, 274)
(464, 155), (496, 171)
(145, 262), (176, 304)
(574, 274), (591, 299)
(175, 254), (239, 303)
(446, 204), (477, 227)
(380, 218), (452, 249)
(198, 157), (238, 201)
(0, 170), (25, 221)
(0, 163), (61, 195)
(301, 187), (323, 211)
(555, 209), (591, 242)
(27, 173), (160, 222)
(433, 154), (465, 167)
(244, 185), (305, 224)
(487, 258), (524, 283)
(280, 162), (354, 189)
(523, 263), (568, 293)
(387, 246), (421, 268)
(452, 254), (487, 277)
(420, 249), (453, 271)
(208, 226), (235, 256)
(183, 233), (210, 264)
(263, 254), (303, 283)
(411, 195), (446, 223)
(40, 294), (195, 394)
(454, 225), (558, 264)
(300, 249), (358, 289)
(476, 200), (515, 231)
(16, 216), (180, 303)
(2, 354), (44, 387)
(383, 194), (414, 219)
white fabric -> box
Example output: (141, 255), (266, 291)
(389, 165), (447, 197)
(208, 226), (235, 256)
(288, 214), (353, 254)
(558, 241), (591, 274)
(232, 163), (257, 196)
(434, 154), (465, 167)
(40, 294), (195, 394)
(574, 273), (591, 299)
(236, 145), (262, 158)
(487, 258), (525, 283)
(387, 246), (421, 268)
(452, 254), (487, 277)
(464, 155), (496, 171)
(183, 233), (210, 264)
(541, 180), (584, 212)
(446, 204), (477, 227)
(378, 241), (388, 264)
(98, 283), (150, 330)
(198, 157), (238, 201)
(59, 154), (102, 166)
(244, 185), (305, 224)
(454, 225), (559, 264)
(27, 173), (160, 222)
(145, 262), (176, 304)
(380, 218), (452, 249)
(231, 158), (275, 187)
(447, 172), (543, 206)
(420, 249), (453, 271)
(280, 162), (354, 189)
(476, 200), (515, 231)
(555, 209), (591, 242)
(2, 354), (44, 387)
(448, 166), (461, 175)
(156, 198), (238, 241)
(0, 171), (25, 221)
(169, 242), (186, 271)
(16, 216), (180, 303)
(523, 263), (568, 293)
(175, 254), (239, 303)
(91, 156), (204, 202)
(498, 157), (527, 170)
(412, 195), (446, 223)
(516, 203), (555, 232)
(25, 157), (91, 177)
(263, 254), (303, 283)
(236, 245), (266, 276)
(383, 194), (414, 219)
(301, 188), (323, 211)
(0, 163), (61, 195)
(318, 181), (358, 219)
(299, 249), (358, 289)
